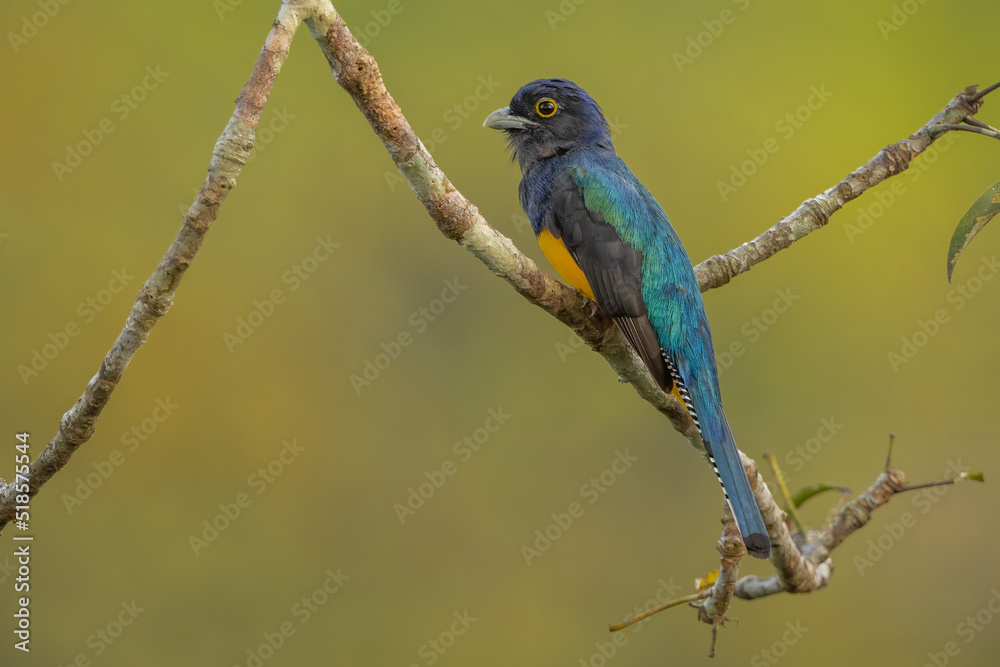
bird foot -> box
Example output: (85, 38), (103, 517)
(583, 296), (606, 326)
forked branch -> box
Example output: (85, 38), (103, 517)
(0, 17), (991, 654)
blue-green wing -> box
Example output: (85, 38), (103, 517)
(546, 170), (672, 391)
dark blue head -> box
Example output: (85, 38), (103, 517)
(483, 79), (614, 170)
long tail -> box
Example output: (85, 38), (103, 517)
(666, 353), (770, 559)
(706, 414), (770, 559)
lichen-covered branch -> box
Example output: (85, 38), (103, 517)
(697, 508), (744, 629)
(303, 0), (996, 453)
(730, 466), (906, 603)
(693, 86), (988, 291)
(0, 3), (305, 529)
(614, 449), (978, 654)
(1, 7), (988, 644)
(302, 13), (991, 646)
(695, 452), (824, 626)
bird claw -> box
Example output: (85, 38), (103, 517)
(582, 296), (606, 325)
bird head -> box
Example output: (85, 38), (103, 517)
(483, 78), (614, 169)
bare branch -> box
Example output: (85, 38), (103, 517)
(301, 20), (990, 643)
(0, 3), (305, 529)
(803, 469), (907, 566)
(608, 590), (709, 632)
(3, 7), (987, 649)
(303, 0), (999, 452)
(930, 123), (1000, 140)
(693, 86), (995, 291)
(697, 507), (744, 627)
(303, 0), (701, 441)
(612, 440), (980, 636)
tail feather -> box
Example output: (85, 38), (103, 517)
(665, 351), (770, 559)
(706, 419), (770, 559)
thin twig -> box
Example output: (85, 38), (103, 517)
(820, 487), (853, 530)
(898, 479), (958, 493)
(609, 590), (710, 631)
(693, 85), (996, 291)
(963, 116), (1000, 134)
(929, 123), (1000, 140)
(616, 436), (981, 635)
(971, 80), (1000, 101)
(763, 452), (807, 537)
(899, 471), (985, 493)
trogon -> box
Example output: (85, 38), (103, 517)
(484, 78), (770, 559)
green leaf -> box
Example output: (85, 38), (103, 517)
(948, 180), (1000, 281)
(790, 483), (850, 508)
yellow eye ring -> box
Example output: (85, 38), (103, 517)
(535, 98), (558, 118)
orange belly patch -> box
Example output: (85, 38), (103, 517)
(537, 229), (595, 300)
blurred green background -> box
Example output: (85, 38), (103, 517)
(2, 0), (999, 665)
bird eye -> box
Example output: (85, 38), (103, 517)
(535, 98), (558, 118)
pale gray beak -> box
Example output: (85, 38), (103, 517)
(483, 106), (539, 130)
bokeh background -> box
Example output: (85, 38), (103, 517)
(2, 0), (999, 665)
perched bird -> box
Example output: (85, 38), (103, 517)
(484, 79), (770, 558)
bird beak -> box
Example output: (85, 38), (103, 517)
(483, 106), (538, 130)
